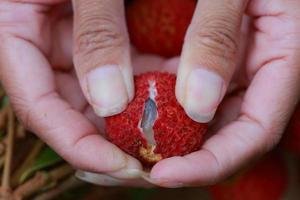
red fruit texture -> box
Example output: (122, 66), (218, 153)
(281, 103), (300, 154)
(209, 153), (288, 200)
(126, 0), (196, 57)
(105, 72), (207, 165)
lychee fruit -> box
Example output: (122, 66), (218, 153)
(209, 153), (288, 200)
(126, 0), (196, 57)
(105, 72), (207, 165)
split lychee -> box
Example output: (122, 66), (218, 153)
(105, 72), (207, 165)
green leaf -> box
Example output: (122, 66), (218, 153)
(20, 146), (63, 183)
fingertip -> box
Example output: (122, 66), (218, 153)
(108, 155), (144, 179)
(73, 0), (134, 116)
(185, 110), (217, 123)
(69, 135), (129, 173)
(150, 156), (184, 180)
(106, 144), (129, 171)
(144, 157), (191, 188)
(86, 65), (129, 117)
(180, 68), (225, 123)
(148, 150), (222, 187)
(93, 101), (127, 117)
(76, 170), (127, 186)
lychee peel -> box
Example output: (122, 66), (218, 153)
(105, 72), (207, 165)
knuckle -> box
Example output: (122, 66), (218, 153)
(75, 15), (127, 57)
(189, 18), (238, 60)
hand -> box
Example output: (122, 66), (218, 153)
(148, 0), (300, 187)
(0, 0), (187, 187)
(75, 53), (181, 187)
(0, 0), (151, 187)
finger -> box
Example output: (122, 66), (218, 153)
(0, 1), (73, 70)
(50, 13), (73, 69)
(246, 1), (300, 79)
(55, 71), (86, 112)
(55, 72), (107, 133)
(83, 106), (106, 134)
(150, 52), (300, 187)
(208, 93), (243, 134)
(176, 0), (248, 123)
(72, 0), (134, 117)
(76, 170), (128, 186)
(76, 170), (154, 188)
(0, 36), (142, 174)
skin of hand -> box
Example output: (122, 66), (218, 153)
(0, 0), (300, 188)
(150, 0), (300, 187)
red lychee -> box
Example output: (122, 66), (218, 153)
(209, 153), (288, 200)
(105, 72), (207, 165)
(126, 0), (196, 57)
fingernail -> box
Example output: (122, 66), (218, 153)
(108, 155), (144, 179)
(184, 68), (223, 123)
(87, 65), (128, 117)
(76, 170), (126, 186)
(109, 169), (144, 179)
(142, 173), (163, 186)
(141, 173), (184, 188)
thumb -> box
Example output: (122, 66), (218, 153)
(176, 0), (248, 122)
(72, 0), (134, 117)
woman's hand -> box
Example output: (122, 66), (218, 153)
(0, 0), (149, 186)
(149, 0), (300, 187)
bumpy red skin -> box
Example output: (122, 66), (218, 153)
(209, 153), (288, 200)
(281, 104), (300, 154)
(126, 0), (196, 57)
(105, 72), (207, 165)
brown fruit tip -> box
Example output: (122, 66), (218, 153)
(139, 145), (162, 163)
